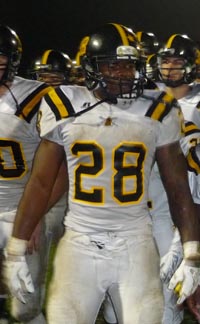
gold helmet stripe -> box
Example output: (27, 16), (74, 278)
(41, 49), (53, 64)
(165, 34), (179, 48)
(146, 53), (155, 64)
(110, 23), (129, 45)
(136, 31), (142, 42)
(76, 36), (90, 65)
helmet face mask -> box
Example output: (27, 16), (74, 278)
(145, 54), (159, 81)
(81, 23), (145, 100)
(89, 56), (142, 99)
(157, 34), (197, 87)
(0, 25), (22, 83)
(36, 71), (66, 87)
(158, 56), (191, 87)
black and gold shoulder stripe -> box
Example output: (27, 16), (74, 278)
(16, 84), (52, 122)
(145, 92), (177, 122)
(184, 121), (200, 136)
(187, 147), (200, 175)
(45, 87), (75, 121)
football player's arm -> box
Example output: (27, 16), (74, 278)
(13, 138), (66, 241)
(3, 138), (66, 303)
(27, 153), (68, 253)
(156, 141), (199, 242)
(46, 159), (68, 213)
(156, 141), (200, 304)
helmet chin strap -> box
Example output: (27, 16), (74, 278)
(158, 69), (188, 88)
(162, 76), (188, 88)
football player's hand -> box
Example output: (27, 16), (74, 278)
(3, 237), (34, 304)
(160, 228), (183, 283)
(3, 254), (34, 303)
(168, 259), (200, 305)
(186, 286), (200, 322)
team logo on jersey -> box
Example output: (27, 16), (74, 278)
(104, 117), (112, 126)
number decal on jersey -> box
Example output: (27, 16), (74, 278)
(71, 142), (104, 203)
(71, 141), (146, 205)
(113, 143), (146, 203)
(0, 139), (26, 179)
(190, 137), (200, 147)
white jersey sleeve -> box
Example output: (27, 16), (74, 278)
(0, 77), (51, 216)
(178, 83), (200, 127)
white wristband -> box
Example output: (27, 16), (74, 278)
(183, 241), (200, 261)
(6, 237), (28, 256)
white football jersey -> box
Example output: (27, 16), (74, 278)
(39, 85), (182, 233)
(178, 83), (200, 127)
(0, 76), (51, 218)
(149, 84), (200, 218)
(149, 121), (200, 216)
(156, 83), (200, 126)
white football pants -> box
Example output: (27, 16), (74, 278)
(47, 227), (163, 324)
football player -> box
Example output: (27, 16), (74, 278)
(136, 30), (160, 89)
(180, 143), (200, 323)
(149, 34), (200, 324)
(0, 25), (67, 324)
(27, 49), (70, 246)
(28, 49), (73, 87)
(3, 23), (200, 324)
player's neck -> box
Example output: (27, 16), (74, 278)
(93, 88), (107, 101)
(0, 81), (12, 97)
(166, 84), (191, 100)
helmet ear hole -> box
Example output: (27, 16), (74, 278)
(185, 65), (192, 74)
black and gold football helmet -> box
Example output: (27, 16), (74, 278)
(0, 24), (22, 83)
(81, 23), (144, 99)
(136, 31), (160, 57)
(29, 49), (72, 85)
(157, 34), (198, 87)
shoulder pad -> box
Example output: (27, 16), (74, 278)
(44, 87), (75, 121)
(144, 91), (179, 122)
(16, 83), (52, 122)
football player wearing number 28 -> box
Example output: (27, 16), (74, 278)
(3, 23), (200, 324)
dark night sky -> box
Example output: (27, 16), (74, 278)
(0, 0), (200, 74)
